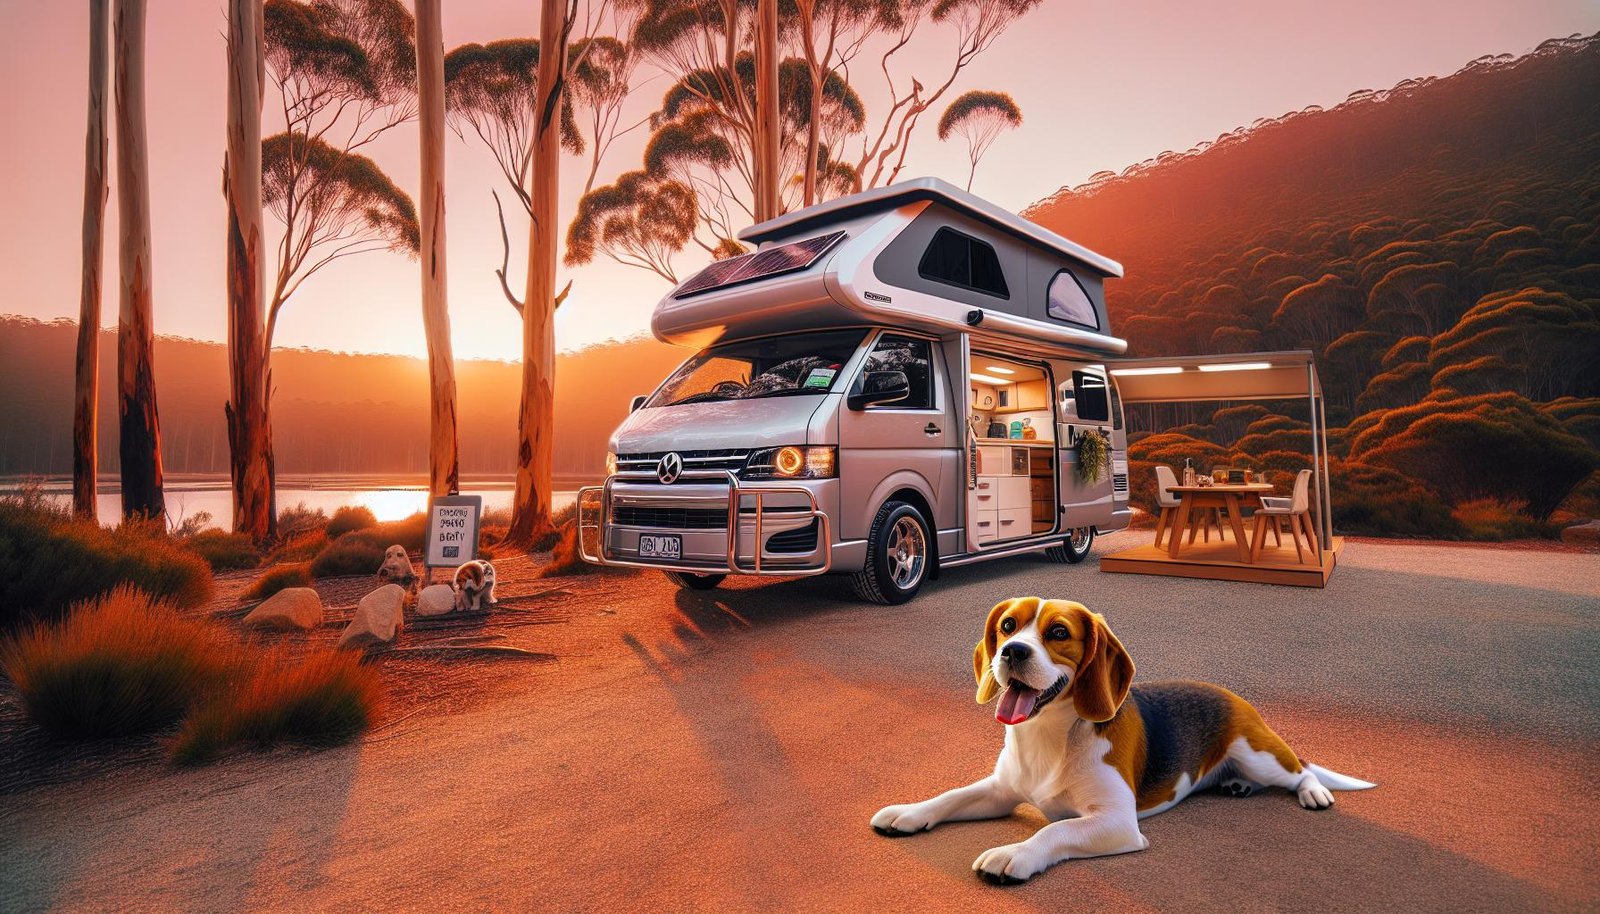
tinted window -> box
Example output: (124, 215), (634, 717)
(918, 228), (1009, 298)
(1071, 371), (1110, 422)
(648, 329), (866, 408)
(1047, 269), (1098, 328)
(862, 335), (934, 409)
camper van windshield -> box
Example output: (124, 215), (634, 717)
(648, 330), (867, 408)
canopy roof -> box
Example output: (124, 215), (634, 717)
(1107, 350), (1321, 404)
(738, 177), (1125, 278)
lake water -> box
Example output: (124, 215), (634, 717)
(3, 475), (583, 528)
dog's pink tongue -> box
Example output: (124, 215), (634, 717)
(996, 684), (1040, 725)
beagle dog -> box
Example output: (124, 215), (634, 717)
(452, 559), (497, 611)
(871, 597), (1375, 884)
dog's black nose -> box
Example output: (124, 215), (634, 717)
(1000, 642), (1032, 663)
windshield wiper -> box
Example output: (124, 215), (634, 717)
(668, 391), (736, 406)
(739, 387), (822, 401)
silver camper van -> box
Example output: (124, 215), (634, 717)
(576, 178), (1132, 603)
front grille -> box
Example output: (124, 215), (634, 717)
(765, 519), (819, 554)
(616, 449), (750, 475)
(612, 506), (728, 529)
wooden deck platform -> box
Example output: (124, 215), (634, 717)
(1100, 533), (1342, 587)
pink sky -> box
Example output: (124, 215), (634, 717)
(2, 1), (1596, 360)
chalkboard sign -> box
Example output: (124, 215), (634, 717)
(424, 495), (482, 570)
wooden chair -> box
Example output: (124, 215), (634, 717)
(1252, 469), (1318, 564)
(1153, 465), (1181, 546)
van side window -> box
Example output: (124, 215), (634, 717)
(918, 227), (1009, 299)
(863, 335), (934, 409)
(1046, 269), (1098, 329)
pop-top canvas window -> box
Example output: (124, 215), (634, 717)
(1046, 269), (1098, 328)
(918, 228), (1009, 298)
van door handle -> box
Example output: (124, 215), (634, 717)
(924, 423), (941, 436)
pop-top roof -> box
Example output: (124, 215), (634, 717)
(738, 177), (1125, 279)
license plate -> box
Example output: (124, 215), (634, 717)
(638, 534), (682, 560)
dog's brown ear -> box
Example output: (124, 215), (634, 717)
(973, 599), (1015, 704)
(1070, 608), (1135, 723)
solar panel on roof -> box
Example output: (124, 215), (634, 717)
(673, 231), (846, 299)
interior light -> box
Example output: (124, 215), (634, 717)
(984, 365), (1016, 375)
(970, 372), (1010, 385)
(1198, 362), (1273, 372)
(1110, 366), (1182, 376)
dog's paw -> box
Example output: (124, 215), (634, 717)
(1219, 777), (1257, 798)
(973, 842), (1048, 884)
(871, 804), (936, 837)
(1297, 775), (1334, 810)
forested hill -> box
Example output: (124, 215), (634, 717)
(0, 318), (684, 479)
(1025, 33), (1600, 537)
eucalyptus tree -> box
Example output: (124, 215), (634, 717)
(642, 55), (864, 251)
(850, 0), (1041, 191)
(791, 0), (900, 205)
(936, 89), (1021, 190)
(74, 0), (110, 521)
(113, 0), (166, 521)
(565, 170), (697, 282)
(225, 0), (274, 542)
(415, 0), (458, 499)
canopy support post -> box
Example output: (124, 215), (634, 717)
(1317, 387), (1333, 551)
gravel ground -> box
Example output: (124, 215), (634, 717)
(1, 533), (1596, 913)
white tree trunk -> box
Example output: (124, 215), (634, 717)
(506, 0), (566, 544)
(114, 0), (165, 522)
(416, 0), (459, 500)
(225, 0), (273, 543)
(753, 0), (781, 221)
(74, 0), (110, 521)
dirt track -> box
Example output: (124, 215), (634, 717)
(2, 534), (1597, 913)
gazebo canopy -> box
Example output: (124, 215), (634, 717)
(1107, 350), (1321, 404)
(1105, 349), (1333, 550)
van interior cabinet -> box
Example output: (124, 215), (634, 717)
(974, 442), (1051, 543)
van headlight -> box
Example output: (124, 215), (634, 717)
(605, 452), (618, 476)
(743, 445), (836, 479)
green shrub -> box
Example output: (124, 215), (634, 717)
(182, 529), (262, 571)
(1331, 460), (1461, 537)
(0, 498), (213, 632)
(245, 563), (313, 601)
(1450, 499), (1542, 541)
(325, 505), (378, 539)
(0, 586), (231, 738)
(309, 532), (387, 579)
(276, 503), (329, 540)
(171, 649), (381, 766)
(265, 530), (328, 564)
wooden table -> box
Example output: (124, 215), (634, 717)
(1164, 483), (1276, 563)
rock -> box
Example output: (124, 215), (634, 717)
(416, 583), (457, 617)
(338, 584), (405, 650)
(242, 587), (323, 631)
(1560, 520), (1600, 545)
(376, 545), (417, 584)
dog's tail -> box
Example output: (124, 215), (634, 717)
(1305, 762), (1376, 791)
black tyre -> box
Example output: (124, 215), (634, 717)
(664, 570), (725, 590)
(1044, 526), (1095, 564)
(850, 501), (930, 605)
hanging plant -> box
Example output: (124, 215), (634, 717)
(1076, 429), (1110, 485)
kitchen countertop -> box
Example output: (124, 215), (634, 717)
(974, 437), (1055, 447)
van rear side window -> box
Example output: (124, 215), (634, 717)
(1046, 269), (1098, 329)
(918, 227), (1009, 299)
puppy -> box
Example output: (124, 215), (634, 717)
(452, 559), (497, 611)
(871, 597), (1375, 884)
(376, 545), (416, 585)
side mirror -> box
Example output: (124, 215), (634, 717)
(848, 370), (911, 411)
(629, 395), (648, 413)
